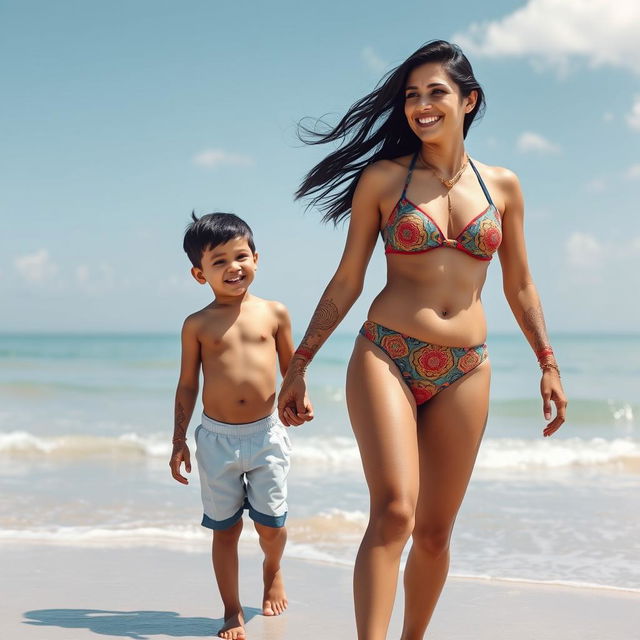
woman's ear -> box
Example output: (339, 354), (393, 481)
(465, 89), (478, 114)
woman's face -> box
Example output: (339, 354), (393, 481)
(403, 62), (476, 144)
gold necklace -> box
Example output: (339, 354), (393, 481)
(420, 151), (469, 218)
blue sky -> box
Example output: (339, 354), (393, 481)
(2, 0), (638, 334)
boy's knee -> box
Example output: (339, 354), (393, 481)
(254, 522), (286, 542)
(213, 518), (243, 542)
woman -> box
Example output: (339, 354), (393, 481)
(278, 40), (567, 639)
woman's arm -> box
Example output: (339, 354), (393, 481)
(278, 164), (384, 425)
(497, 169), (567, 437)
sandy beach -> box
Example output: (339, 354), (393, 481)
(5, 542), (639, 640)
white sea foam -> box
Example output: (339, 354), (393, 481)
(2, 430), (639, 471)
(476, 437), (640, 469)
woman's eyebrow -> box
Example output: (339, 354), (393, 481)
(405, 82), (448, 90)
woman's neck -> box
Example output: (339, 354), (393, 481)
(419, 138), (467, 177)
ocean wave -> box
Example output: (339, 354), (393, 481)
(2, 520), (637, 593)
(477, 437), (640, 470)
(2, 431), (639, 471)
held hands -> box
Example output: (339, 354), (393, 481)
(169, 441), (191, 484)
(277, 370), (314, 427)
(541, 370), (567, 437)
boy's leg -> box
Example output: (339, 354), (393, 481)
(212, 518), (245, 639)
(253, 522), (288, 616)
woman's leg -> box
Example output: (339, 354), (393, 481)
(346, 335), (420, 640)
(400, 360), (491, 640)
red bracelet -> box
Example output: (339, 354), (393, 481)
(536, 347), (554, 361)
(294, 347), (313, 360)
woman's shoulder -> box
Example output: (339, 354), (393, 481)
(359, 154), (415, 190)
(471, 159), (521, 191)
(471, 160), (524, 214)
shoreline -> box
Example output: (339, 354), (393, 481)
(7, 543), (640, 639)
(3, 536), (639, 595)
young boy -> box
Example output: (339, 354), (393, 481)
(169, 212), (311, 640)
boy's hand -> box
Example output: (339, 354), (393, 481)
(169, 441), (191, 484)
(278, 374), (314, 427)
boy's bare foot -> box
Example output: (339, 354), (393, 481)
(262, 567), (288, 616)
(218, 610), (245, 639)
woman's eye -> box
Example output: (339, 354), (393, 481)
(405, 92), (418, 99)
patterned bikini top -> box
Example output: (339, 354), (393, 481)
(382, 152), (502, 261)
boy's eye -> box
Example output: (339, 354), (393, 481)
(213, 260), (225, 266)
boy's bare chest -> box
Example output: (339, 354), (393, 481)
(199, 316), (275, 354)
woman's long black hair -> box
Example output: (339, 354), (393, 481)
(296, 40), (486, 224)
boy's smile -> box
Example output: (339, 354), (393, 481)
(191, 236), (258, 297)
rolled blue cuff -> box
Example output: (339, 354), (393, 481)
(201, 506), (244, 531)
(247, 502), (287, 528)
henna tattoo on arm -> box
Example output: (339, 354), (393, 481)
(307, 298), (340, 332)
(291, 297), (341, 374)
(522, 304), (555, 361)
(172, 400), (189, 444)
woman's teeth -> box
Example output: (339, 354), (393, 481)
(418, 116), (441, 125)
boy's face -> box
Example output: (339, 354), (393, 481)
(191, 236), (258, 297)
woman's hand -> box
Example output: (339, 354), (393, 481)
(541, 370), (567, 437)
(278, 369), (314, 427)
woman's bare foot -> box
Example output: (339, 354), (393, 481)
(262, 567), (288, 616)
(218, 610), (245, 639)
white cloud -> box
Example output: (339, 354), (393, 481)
(516, 131), (560, 154)
(626, 96), (640, 131)
(566, 232), (603, 269)
(193, 149), (254, 169)
(453, 1), (640, 75)
(625, 164), (640, 180)
(361, 46), (388, 74)
(14, 249), (58, 284)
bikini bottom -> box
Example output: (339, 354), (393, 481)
(359, 320), (488, 406)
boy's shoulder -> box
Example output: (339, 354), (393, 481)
(182, 297), (290, 332)
(245, 296), (290, 322)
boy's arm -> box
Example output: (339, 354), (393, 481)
(169, 316), (201, 485)
(273, 302), (294, 377)
(273, 301), (314, 423)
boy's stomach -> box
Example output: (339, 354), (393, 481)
(200, 372), (277, 425)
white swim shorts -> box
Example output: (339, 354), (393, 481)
(194, 410), (291, 530)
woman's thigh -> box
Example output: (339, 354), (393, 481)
(413, 359), (491, 532)
(346, 335), (420, 508)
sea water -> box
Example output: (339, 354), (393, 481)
(1, 333), (638, 590)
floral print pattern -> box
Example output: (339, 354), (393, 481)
(383, 154), (501, 261)
(359, 321), (488, 406)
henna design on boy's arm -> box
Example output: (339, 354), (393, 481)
(173, 401), (187, 442)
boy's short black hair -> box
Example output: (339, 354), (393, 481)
(183, 212), (255, 268)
